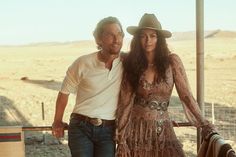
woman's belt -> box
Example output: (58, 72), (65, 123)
(134, 96), (169, 111)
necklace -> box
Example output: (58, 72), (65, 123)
(148, 63), (154, 67)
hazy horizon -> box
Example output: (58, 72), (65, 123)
(1, 29), (236, 46)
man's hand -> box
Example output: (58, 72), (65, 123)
(52, 121), (68, 138)
(52, 92), (69, 138)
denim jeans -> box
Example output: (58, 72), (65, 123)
(68, 115), (115, 157)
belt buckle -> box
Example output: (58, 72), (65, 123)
(90, 118), (102, 126)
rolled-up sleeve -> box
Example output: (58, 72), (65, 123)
(60, 59), (81, 94)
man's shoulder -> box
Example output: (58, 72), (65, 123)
(78, 51), (97, 60)
(74, 51), (97, 63)
(69, 52), (97, 69)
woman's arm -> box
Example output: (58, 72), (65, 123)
(169, 53), (216, 137)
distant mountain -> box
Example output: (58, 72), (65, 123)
(205, 30), (236, 38)
(169, 30), (236, 41)
(170, 31), (196, 41)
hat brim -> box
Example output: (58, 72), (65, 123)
(127, 26), (172, 38)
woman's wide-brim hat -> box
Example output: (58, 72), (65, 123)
(127, 13), (172, 38)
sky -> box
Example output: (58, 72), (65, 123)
(0, 0), (235, 45)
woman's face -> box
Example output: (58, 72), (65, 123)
(139, 29), (158, 53)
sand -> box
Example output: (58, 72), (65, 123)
(0, 32), (236, 156)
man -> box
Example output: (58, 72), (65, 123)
(52, 16), (124, 157)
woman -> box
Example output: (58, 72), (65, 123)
(115, 13), (216, 157)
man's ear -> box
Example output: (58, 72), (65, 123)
(95, 37), (102, 46)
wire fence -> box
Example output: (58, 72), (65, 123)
(21, 103), (236, 157)
(1, 99), (235, 157)
(169, 103), (236, 156)
(169, 104), (236, 139)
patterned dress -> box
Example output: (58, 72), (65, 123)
(115, 53), (215, 157)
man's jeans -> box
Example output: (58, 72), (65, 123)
(68, 115), (115, 157)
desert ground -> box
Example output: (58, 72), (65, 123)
(0, 30), (236, 156)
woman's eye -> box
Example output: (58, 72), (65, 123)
(151, 34), (157, 38)
(140, 34), (146, 38)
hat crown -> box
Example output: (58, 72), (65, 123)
(126, 13), (172, 38)
(138, 13), (162, 30)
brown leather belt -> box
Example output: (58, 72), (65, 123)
(71, 113), (115, 127)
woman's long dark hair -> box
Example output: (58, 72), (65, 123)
(123, 31), (171, 91)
